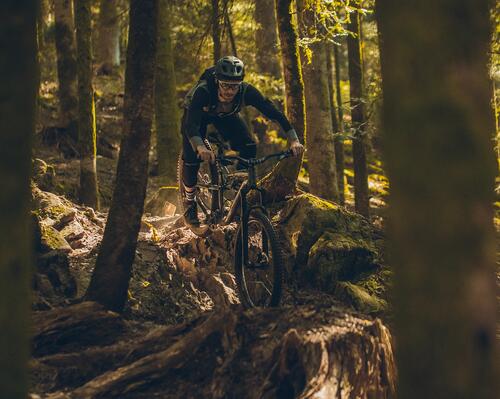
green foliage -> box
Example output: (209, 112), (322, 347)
(297, 0), (369, 47)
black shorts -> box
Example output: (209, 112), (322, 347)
(180, 111), (257, 187)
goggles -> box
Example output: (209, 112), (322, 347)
(218, 80), (241, 90)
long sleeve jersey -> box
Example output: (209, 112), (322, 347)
(183, 81), (293, 142)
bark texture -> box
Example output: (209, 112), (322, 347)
(298, 4), (338, 202)
(260, 0), (305, 202)
(377, 0), (499, 397)
(254, 0), (282, 78)
(37, 0), (50, 51)
(54, 0), (78, 133)
(155, 0), (181, 185)
(211, 0), (221, 62)
(75, 0), (99, 209)
(347, 11), (369, 217)
(331, 44), (346, 204)
(97, 0), (121, 73)
(0, 1), (37, 397)
(85, 0), (158, 312)
(32, 305), (395, 398)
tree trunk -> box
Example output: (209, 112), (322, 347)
(347, 11), (369, 217)
(85, 0), (158, 313)
(333, 44), (346, 204)
(494, 80), (500, 163)
(97, 0), (121, 74)
(298, 5), (338, 202)
(75, 0), (99, 210)
(53, 0), (78, 135)
(377, 1), (499, 398)
(211, 0), (221, 62)
(155, 0), (180, 185)
(259, 0), (305, 203)
(225, 8), (238, 57)
(332, 44), (346, 204)
(37, 0), (50, 52)
(254, 0), (282, 79)
(0, 2), (37, 398)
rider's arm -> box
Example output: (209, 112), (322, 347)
(184, 87), (210, 150)
(243, 84), (299, 143)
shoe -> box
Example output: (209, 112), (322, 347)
(183, 200), (200, 227)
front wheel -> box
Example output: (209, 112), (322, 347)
(234, 208), (284, 308)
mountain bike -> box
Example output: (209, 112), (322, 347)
(177, 133), (292, 307)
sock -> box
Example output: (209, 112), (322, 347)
(184, 184), (196, 202)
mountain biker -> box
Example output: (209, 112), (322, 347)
(180, 55), (304, 227)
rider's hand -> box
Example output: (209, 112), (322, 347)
(289, 140), (305, 157)
(196, 145), (216, 163)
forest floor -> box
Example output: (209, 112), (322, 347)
(29, 74), (499, 398)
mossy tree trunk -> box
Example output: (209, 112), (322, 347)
(260, 0), (305, 202)
(85, 0), (158, 313)
(211, 0), (221, 62)
(97, 0), (121, 74)
(254, 0), (282, 79)
(155, 0), (180, 185)
(0, 1), (37, 398)
(37, 0), (49, 52)
(377, 0), (498, 397)
(297, 4), (338, 202)
(332, 44), (346, 204)
(347, 11), (369, 217)
(75, 0), (99, 210)
(54, 0), (78, 136)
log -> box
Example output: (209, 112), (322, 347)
(54, 310), (238, 398)
(41, 306), (395, 399)
(32, 302), (126, 357)
(31, 320), (200, 392)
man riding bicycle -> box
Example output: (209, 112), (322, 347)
(180, 55), (304, 227)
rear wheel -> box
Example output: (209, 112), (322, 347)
(234, 208), (284, 308)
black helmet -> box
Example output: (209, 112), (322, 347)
(215, 56), (245, 81)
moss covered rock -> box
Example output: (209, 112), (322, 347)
(40, 224), (72, 253)
(277, 194), (386, 313)
(335, 282), (387, 315)
(305, 231), (377, 291)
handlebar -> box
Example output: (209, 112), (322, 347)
(216, 149), (293, 168)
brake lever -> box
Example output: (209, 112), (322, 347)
(278, 150), (293, 160)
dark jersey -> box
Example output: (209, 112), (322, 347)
(183, 72), (292, 141)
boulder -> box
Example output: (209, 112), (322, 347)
(39, 224), (72, 254)
(277, 194), (387, 314)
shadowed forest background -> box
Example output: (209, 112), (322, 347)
(1, 0), (499, 398)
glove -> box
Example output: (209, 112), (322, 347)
(196, 145), (216, 162)
(289, 140), (305, 157)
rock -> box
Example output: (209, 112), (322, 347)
(141, 215), (180, 233)
(36, 250), (77, 299)
(305, 231), (377, 291)
(32, 158), (57, 192)
(335, 282), (388, 315)
(52, 210), (76, 230)
(277, 194), (384, 311)
(59, 221), (85, 242)
(32, 186), (75, 222)
(40, 224), (72, 253)
(144, 187), (178, 217)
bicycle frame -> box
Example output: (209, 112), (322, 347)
(197, 134), (291, 267)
